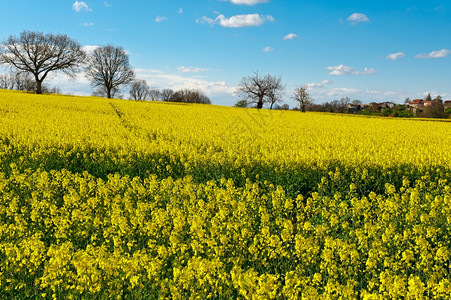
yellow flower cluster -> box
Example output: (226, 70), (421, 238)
(0, 90), (450, 298)
(1, 169), (450, 298)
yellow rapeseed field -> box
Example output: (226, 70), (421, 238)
(0, 89), (450, 299)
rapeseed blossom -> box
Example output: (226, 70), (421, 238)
(0, 90), (450, 298)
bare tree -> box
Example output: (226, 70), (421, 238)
(338, 97), (351, 113)
(0, 73), (15, 90)
(92, 86), (122, 99)
(168, 89), (211, 104)
(236, 71), (285, 109)
(292, 85), (313, 112)
(14, 72), (35, 92)
(0, 30), (86, 94)
(0, 72), (38, 92)
(266, 76), (285, 109)
(85, 45), (135, 99)
(160, 89), (175, 102)
(148, 89), (162, 101)
(129, 79), (150, 100)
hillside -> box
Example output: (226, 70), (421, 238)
(0, 90), (451, 298)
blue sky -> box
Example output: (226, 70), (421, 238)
(1, 0), (450, 106)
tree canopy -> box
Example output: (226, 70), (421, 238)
(85, 45), (135, 99)
(0, 30), (86, 94)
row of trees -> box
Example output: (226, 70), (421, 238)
(1, 30), (445, 116)
(235, 71), (313, 112)
(0, 72), (63, 94)
(0, 30), (211, 104)
(234, 73), (450, 119)
(129, 80), (210, 103)
(0, 31), (137, 99)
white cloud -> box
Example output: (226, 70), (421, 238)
(283, 33), (298, 40)
(423, 91), (447, 98)
(227, 0), (270, 5)
(135, 68), (236, 97)
(104, 1), (112, 7)
(306, 80), (332, 89)
(46, 72), (92, 96)
(326, 65), (376, 76)
(155, 16), (168, 23)
(327, 88), (360, 96)
(326, 65), (354, 75)
(360, 68), (377, 75)
(177, 66), (210, 73)
(415, 49), (450, 59)
(80, 22), (94, 27)
(216, 14), (273, 27)
(82, 45), (100, 53)
(178, 8), (183, 14)
(346, 13), (370, 24)
(263, 46), (274, 52)
(307, 85), (411, 103)
(72, 1), (92, 12)
(198, 14), (274, 28)
(386, 52), (406, 60)
(44, 68), (236, 104)
(197, 16), (216, 25)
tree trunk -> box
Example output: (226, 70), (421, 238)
(36, 80), (42, 94)
(107, 87), (112, 99)
(257, 96), (264, 109)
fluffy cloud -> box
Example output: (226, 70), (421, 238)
(283, 33), (298, 40)
(415, 49), (450, 59)
(346, 13), (370, 24)
(226, 0), (270, 5)
(326, 65), (377, 76)
(197, 14), (274, 28)
(178, 8), (183, 14)
(72, 1), (92, 12)
(263, 46), (274, 52)
(305, 80), (332, 89)
(155, 16), (168, 23)
(177, 66), (209, 73)
(327, 87), (360, 96)
(82, 45), (100, 53)
(197, 16), (216, 25)
(135, 68), (236, 96)
(386, 52), (406, 60)
(46, 68), (236, 104)
(306, 85), (410, 103)
(80, 22), (94, 27)
(423, 91), (447, 98)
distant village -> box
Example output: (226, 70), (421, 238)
(301, 94), (451, 119)
(345, 96), (451, 119)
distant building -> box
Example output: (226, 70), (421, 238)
(379, 102), (395, 109)
(444, 100), (451, 108)
(408, 99), (423, 107)
(407, 99), (424, 114)
(347, 103), (361, 113)
(346, 102), (395, 113)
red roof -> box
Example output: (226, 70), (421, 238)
(445, 100), (451, 104)
(410, 99), (423, 104)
